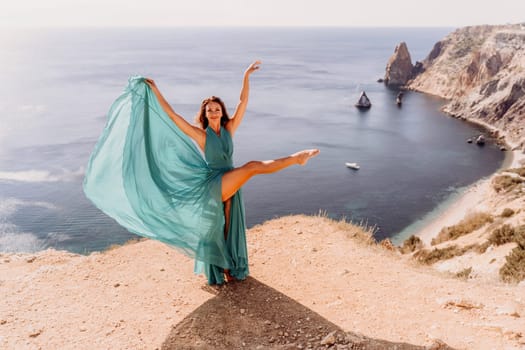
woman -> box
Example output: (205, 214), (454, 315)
(84, 61), (319, 285)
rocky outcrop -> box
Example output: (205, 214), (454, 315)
(407, 24), (525, 149)
(384, 42), (415, 86)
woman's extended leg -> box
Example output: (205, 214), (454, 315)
(222, 198), (236, 282)
(221, 149), (319, 202)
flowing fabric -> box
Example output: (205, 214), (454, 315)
(83, 76), (249, 284)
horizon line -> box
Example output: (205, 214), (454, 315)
(0, 24), (491, 29)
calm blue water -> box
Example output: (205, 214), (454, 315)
(0, 27), (505, 253)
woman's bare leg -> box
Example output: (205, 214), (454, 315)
(221, 149), (319, 202)
(223, 199), (232, 240)
(222, 198), (236, 282)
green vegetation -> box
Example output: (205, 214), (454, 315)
(432, 212), (493, 245)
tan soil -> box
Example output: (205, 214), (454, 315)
(1, 215), (524, 349)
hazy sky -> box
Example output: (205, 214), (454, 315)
(1, 0), (524, 27)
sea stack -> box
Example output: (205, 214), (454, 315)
(384, 42), (414, 86)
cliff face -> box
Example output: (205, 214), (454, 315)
(407, 24), (525, 149)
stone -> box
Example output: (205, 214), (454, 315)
(384, 42), (414, 86)
(425, 339), (449, 350)
(28, 328), (43, 338)
(320, 331), (337, 346)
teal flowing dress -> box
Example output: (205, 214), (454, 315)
(83, 76), (249, 285)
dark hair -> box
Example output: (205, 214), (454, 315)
(196, 96), (230, 129)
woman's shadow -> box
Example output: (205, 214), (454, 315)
(161, 277), (454, 350)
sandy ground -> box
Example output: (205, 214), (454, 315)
(1, 215), (524, 350)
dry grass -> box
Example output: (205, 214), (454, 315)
(488, 224), (516, 246)
(379, 238), (396, 251)
(500, 229), (525, 283)
(492, 175), (523, 193)
(104, 237), (146, 252)
(414, 245), (471, 265)
(313, 211), (377, 246)
(456, 267), (473, 280)
(431, 212), (493, 245)
(400, 235), (423, 254)
(474, 240), (492, 254)
(506, 166), (525, 177)
(500, 208), (515, 218)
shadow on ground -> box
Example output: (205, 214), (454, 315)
(161, 277), (453, 349)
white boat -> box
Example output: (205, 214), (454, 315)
(345, 162), (360, 170)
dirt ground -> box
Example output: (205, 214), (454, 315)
(1, 215), (524, 349)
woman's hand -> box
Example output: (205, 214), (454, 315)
(245, 60), (261, 76)
(144, 78), (158, 90)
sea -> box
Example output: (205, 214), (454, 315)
(0, 27), (505, 254)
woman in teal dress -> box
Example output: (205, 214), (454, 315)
(83, 61), (319, 285)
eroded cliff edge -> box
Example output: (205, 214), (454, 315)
(406, 24), (525, 149)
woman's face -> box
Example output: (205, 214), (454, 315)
(205, 101), (222, 122)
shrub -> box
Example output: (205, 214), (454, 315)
(432, 212), (493, 245)
(500, 208), (515, 218)
(474, 241), (491, 253)
(414, 245), (469, 265)
(492, 175), (523, 193)
(401, 235), (423, 254)
(379, 238), (396, 251)
(507, 166), (525, 177)
(489, 224), (516, 246)
(456, 267), (472, 280)
(500, 230), (525, 283)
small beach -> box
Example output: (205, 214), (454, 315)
(411, 123), (525, 246)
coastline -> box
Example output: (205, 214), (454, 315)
(409, 115), (524, 245)
(392, 113), (520, 245)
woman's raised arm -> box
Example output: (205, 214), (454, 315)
(226, 60), (261, 136)
(145, 79), (206, 151)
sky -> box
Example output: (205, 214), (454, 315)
(1, 0), (524, 28)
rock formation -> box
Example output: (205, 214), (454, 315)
(384, 42), (415, 86)
(406, 24), (525, 149)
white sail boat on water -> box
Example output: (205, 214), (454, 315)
(345, 162), (360, 170)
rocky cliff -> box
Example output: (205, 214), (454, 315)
(407, 24), (525, 149)
(384, 42), (415, 85)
